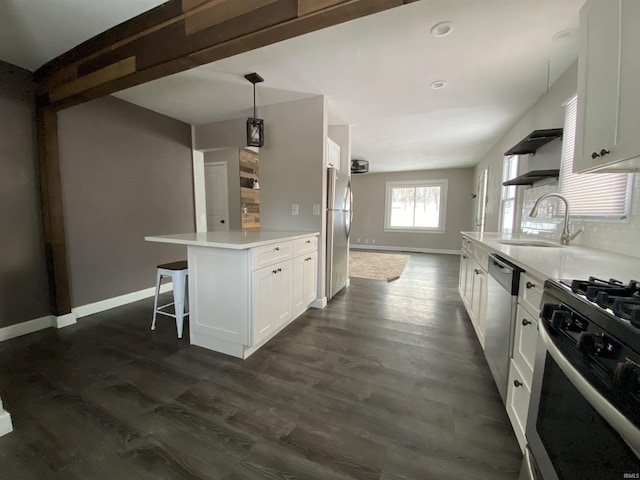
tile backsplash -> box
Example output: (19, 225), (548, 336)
(520, 173), (640, 259)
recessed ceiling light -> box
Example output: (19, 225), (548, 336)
(552, 29), (576, 41)
(431, 21), (453, 37)
(430, 80), (447, 90)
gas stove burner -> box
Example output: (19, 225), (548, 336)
(570, 277), (625, 295)
(565, 277), (640, 329)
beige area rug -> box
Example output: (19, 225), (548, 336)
(349, 251), (410, 282)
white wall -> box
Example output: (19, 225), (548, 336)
(474, 58), (640, 259)
(0, 396), (12, 436)
(328, 125), (351, 173)
(474, 61), (579, 232)
(259, 95), (329, 300)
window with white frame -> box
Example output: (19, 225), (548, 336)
(384, 180), (448, 233)
(559, 96), (632, 219)
(500, 155), (518, 233)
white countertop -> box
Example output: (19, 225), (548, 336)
(145, 230), (319, 250)
(461, 231), (640, 281)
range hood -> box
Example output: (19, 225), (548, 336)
(504, 129), (563, 156)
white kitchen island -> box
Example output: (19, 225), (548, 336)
(145, 230), (320, 359)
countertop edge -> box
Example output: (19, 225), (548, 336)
(145, 231), (319, 250)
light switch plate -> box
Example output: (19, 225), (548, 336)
(292, 204), (299, 216)
(313, 204), (320, 215)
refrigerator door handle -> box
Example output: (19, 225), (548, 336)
(345, 182), (353, 238)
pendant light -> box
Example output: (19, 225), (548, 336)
(244, 72), (264, 147)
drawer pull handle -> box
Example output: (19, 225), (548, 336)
(600, 148), (610, 157)
(522, 319), (531, 326)
(591, 151), (600, 159)
(513, 380), (523, 388)
(526, 281), (535, 289)
(277, 268), (282, 272)
(306, 240), (311, 244)
(474, 269), (482, 275)
(275, 247), (280, 251)
(272, 270), (278, 274)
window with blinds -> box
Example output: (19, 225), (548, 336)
(559, 96), (632, 219)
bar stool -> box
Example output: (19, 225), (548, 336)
(151, 260), (189, 338)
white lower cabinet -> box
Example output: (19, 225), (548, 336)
(189, 234), (318, 359)
(506, 359), (531, 451)
(459, 239), (488, 348)
(293, 251), (318, 318)
(252, 259), (293, 345)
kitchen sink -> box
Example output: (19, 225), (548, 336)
(497, 239), (562, 248)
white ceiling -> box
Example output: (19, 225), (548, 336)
(0, 0), (584, 173)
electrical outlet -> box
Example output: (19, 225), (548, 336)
(313, 204), (321, 216)
(365, 239), (369, 244)
(372, 239), (375, 244)
(292, 204), (299, 216)
(356, 238), (360, 243)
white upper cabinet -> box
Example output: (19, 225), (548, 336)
(574, 0), (640, 172)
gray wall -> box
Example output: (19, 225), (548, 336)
(0, 61), (51, 327)
(57, 96), (194, 307)
(259, 96), (328, 298)
(350, 168), (474, 251)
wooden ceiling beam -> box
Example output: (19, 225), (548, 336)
(35, 0), (418, 111)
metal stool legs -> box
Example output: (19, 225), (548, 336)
(151, 261), (189, 338)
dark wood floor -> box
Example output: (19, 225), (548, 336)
(0, 253), (521, 479)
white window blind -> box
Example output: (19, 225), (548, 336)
(559, 96), (631, 219)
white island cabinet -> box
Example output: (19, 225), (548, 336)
(145, 231), (319, 359)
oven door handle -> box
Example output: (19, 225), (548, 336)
(540, 323), (640, 457)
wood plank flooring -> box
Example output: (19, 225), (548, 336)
(0, 253), (522, 479)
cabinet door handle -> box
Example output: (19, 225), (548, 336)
(522, 318), (531, 326)
(277, 268), (282, 272)
(526, 281), (536, 289)
(514, 380), (523, 388)
(306, 240), (311, 244)
(591, 151), (600, 159)
(474, 269), (482, 275)
(462, 255), (468, 259)
(272, 269), (278, 274)
(600, 148), (610, 157)
(275, 246), (280, 251)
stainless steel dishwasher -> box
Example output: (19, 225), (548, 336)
(485, 254), (523, 404)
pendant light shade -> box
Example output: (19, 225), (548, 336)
(245, 73), (264, 147)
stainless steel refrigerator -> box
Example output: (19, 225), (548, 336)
(326, 167), (352, 299)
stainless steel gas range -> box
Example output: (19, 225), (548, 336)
(521, 277), (640, 480)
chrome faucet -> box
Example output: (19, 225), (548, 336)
(529, 193), (583, 246)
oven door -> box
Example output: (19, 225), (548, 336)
(525, 322), (640, 480)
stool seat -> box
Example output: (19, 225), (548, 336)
(158, 260), (188, 271)
(151, 260), (189, 338)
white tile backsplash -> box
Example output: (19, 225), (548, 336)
(519, 173), (640, 259)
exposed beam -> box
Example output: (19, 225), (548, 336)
(35, 0), (419, 111)
(36, 108), (71, 316)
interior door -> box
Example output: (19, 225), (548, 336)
(204, 162), (229, 231)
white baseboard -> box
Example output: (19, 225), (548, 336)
(0, 315), (56, 342)
(0, 284), (173, 343)
(72, 283), (172, 319)
(311, 297), (328, 309)
(0, 408), (12, 437)
(350, 244), (460, 255)
(55, 312), (77, 328)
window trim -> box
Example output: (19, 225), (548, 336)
(384, 179), (448, 234)
(500, 155), (519, 233)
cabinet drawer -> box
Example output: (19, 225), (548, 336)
(506, 359), (531, 452)
(293, 236), (318, 256)
(251, 241), (293, 270)
(513, 305), (538, 387)
(519, 272), (543, 316)
(465, 240), (489, 271)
